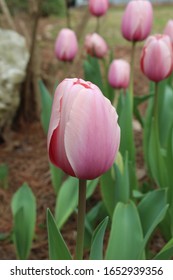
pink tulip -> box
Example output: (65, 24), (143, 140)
(89, 0), (109, 17)
(121, 0), (153, 42)
(108, 59), (130, 89)
(140, 34), (173, 82)
(84, 33), (108, 58)
(164, 20), (173, 46)
(48, 78), (120, 180)
(55, 28), (78, 62)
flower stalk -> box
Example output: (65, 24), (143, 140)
(75, 179), (87, 260)
(129, 41), (136, 110)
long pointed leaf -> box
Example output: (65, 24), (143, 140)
(90, 217), (109, 260)
(105, 200), (143, 260)
(47, 209), (72, 260)
(11, 183), (36, 260)
(138, 189), (168, 252)
(55, 177), (98, 229)
(39, 79), (52, 134)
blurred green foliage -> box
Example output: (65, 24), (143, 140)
(5, 0), (66, 16)
(0, 163), (8, 189)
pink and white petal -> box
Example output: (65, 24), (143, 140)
(48, 79), (76, 175)
(64, 88), (120, 180)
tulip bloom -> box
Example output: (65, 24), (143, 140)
(55, 28), (78, 62)
(164, 20), (173, 46)
(84, 33), (108, 58)
(140, 34), (173, 82)
(89, 0), (109, 17)
(48, 78), (120, 180)
(121, 0), (153, 42)
(108, 59), (130, 89)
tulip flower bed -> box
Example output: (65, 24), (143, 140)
(1, 1), (173, 261)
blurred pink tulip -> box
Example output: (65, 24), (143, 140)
(89, 0), (109, 17)
(140, 34), (173, 82)
(108, 59), (130, 89)
(55, 28), (78, 62)
(164, 20), (173, 46)
(84, 33), (108, 58)
(121, 0), (153, 42)
(48, 78), (120, 180)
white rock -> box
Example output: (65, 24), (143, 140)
(0, 29), (29, 135)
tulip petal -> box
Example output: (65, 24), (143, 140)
(141, 36), (173, 82)
(64, 87), (120, 180)
(48, 79), (76, 176)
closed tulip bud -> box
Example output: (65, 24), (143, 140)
(140, 34), (173, 82)
(55, 28), (78, 62)
(84, 33), (108, 58)
(108, 59), (130, 89)
(89, 0), (109, 17)
(48, 78), (120, 180)
(164, 20), (173, 46)
(121, 0), (153, 42)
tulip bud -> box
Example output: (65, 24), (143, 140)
(89, 0), (109, 17)
(84, 33), (108, 58)
(164, 20), (173, 46)
(48, 78), (120, 180)
(108, 59), (130, 89)
(55, 28), (78, 62)
(121, 0), (153, 42)
(140, 34), (173, 82)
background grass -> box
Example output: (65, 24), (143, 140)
(48, 4), (173, 49)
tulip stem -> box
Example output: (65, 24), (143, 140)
(154, 82), (159, 121)
(75, 179), (87, 260)
(153, 82), (160, 138)
(65, 0), (71, 28)
(96, 17), (100, 33)
(129, 41), (136, 111)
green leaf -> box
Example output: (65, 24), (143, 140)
(84, 202), (107, 249)
(55, 177), (78, 229)
(117, 91), (135, 164)
(101, 154), (131, 217)
(11, 183), (36, 260)
(166, 127), (173, 235)
(138, 189), (168, 250)
(114, 152), (130, 203)
(55, 177), (98, 229)
(47, 209), (72, 260)
(105, 200), (143, 260)
(90, 217), (109, 260)
(49, 163), (64, 195)
(138, 189), (167, 235)
(38, 79), (52, 134)
(158, 83), (173, 148)
(83, 55), (104, 92)
(160, 126), (173, 239)
(100, 167), (116, 217)
(134, 94), (153, 127)
(0, 163), (8, 189)
(148, 119), (168, 188)
(143, 88), (154, 177)
(153, 237), (173, 260)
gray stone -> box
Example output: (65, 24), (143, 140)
(0, 29), (29, 135)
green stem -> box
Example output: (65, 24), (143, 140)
(153, 82), (159, 121)
(112, 89), (120, 108)
(75, 179), (87, 260)
(153, 82), (160, 143)
(96, 17), (100, 33)
(65, 0), (71, 28)
(129, 41), (136, 111)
